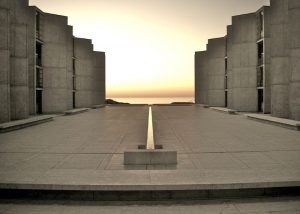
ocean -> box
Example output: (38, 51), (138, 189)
(108, 97), (195, 104)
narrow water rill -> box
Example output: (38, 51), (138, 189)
(146, 106), (154, 150)
(123, 106), (177, 165)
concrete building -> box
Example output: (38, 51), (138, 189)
(0, 0), (105, 123)
(195, 0), (300, 120)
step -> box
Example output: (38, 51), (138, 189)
(210, 107), (237, 114)
(0, 115), (55, 133)
(245, 114), (300, 131)
(91, 104), (105, 109)
(64, 108), (89, 116)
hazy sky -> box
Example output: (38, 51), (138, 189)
(29, 0), (269, 98)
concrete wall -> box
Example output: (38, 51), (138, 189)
(74, 38), (94, 108)
(230, 13), (257, 112)
(92, 51), (106, 105)
(0, 5), (10, 122)
(194, 51), (200, 104)
(27, 6), (36, 116)
(66, 25), (74, 110)
(226, 25), (234, 109)
(42, 13), (70, 113)
(194, 51), (208, 104)
(0, 1), (106, 122)
(0, 0), (33, 122)
(270, 0), (290, 118)
(207, 37), (226, 107)
(288, 0), (300, 120)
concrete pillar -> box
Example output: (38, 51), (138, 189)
(288, 0), (300, 120)
(66, 25), (74, 110)
(195, 51), (208, 104)
(8, 0), (31, 121)
(0, 7), (10, 122)
(270, 0), (290, 118)
(207, 37), (226, 107)
(231, 13), (257, 112)
(42, 13), (69, 113)
(27, 7), (36, 115)
(226, 25), (234, 109)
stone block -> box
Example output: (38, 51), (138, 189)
(124, 150), (177, 165)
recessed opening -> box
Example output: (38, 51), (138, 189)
(138, 145), (163, 150)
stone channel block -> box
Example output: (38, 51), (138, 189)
(124, 150), (177, 165)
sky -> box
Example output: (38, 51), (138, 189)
(29, 0), (269, 98)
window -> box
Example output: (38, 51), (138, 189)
(257, 41), (264, 66)
(36, 42), (42, 66)
(36, 68), (43, 88)
(257, 67), (264, 87)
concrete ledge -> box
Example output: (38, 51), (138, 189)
(64, 108), (89, 116)
(0, 115), (55, 133)
(195, 104), (210, 108)
(210, 107), (237, 115)
(245, 114), (300, 131)
(124, 150), (177, 165)
(0, 186), (299, 201)
(92, 105), (105, 109)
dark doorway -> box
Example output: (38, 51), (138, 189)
(36, 90), (43, 114)
(258, 89), (264, 112)
(72, 92), (76, 109)
(225, 91), (228, 107)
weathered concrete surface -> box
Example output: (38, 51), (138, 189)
(226, 25), (234, 109)
(207, 37), (226, 107)
(43, 13), (70, 113)
(0, 106), (299, 192)
(288, 1), (300, 120)
(74, 38), (95, 108)
(231, 13), (257, 112)
(0, 7), (10, 123)
(0, 0), (33, 122)
(270, 0), (290, 119)
(92, 51), (106, 105)
(195, 51), (208, 105)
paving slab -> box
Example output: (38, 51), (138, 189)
(0, 106), (299, 199)
(245, 113), (300, 131)
(0, 115), (55, 133)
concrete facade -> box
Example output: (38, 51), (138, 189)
(231, 13), (257, 112)
(195, 0), (300, 120)
(0, 0), (106, 123)
(207, 37), (226, 107)
(270, 0), (300, 120)
(0, 0), (33, 122)
(74, 38), (105, 108)
(194, 51), (208, 104)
